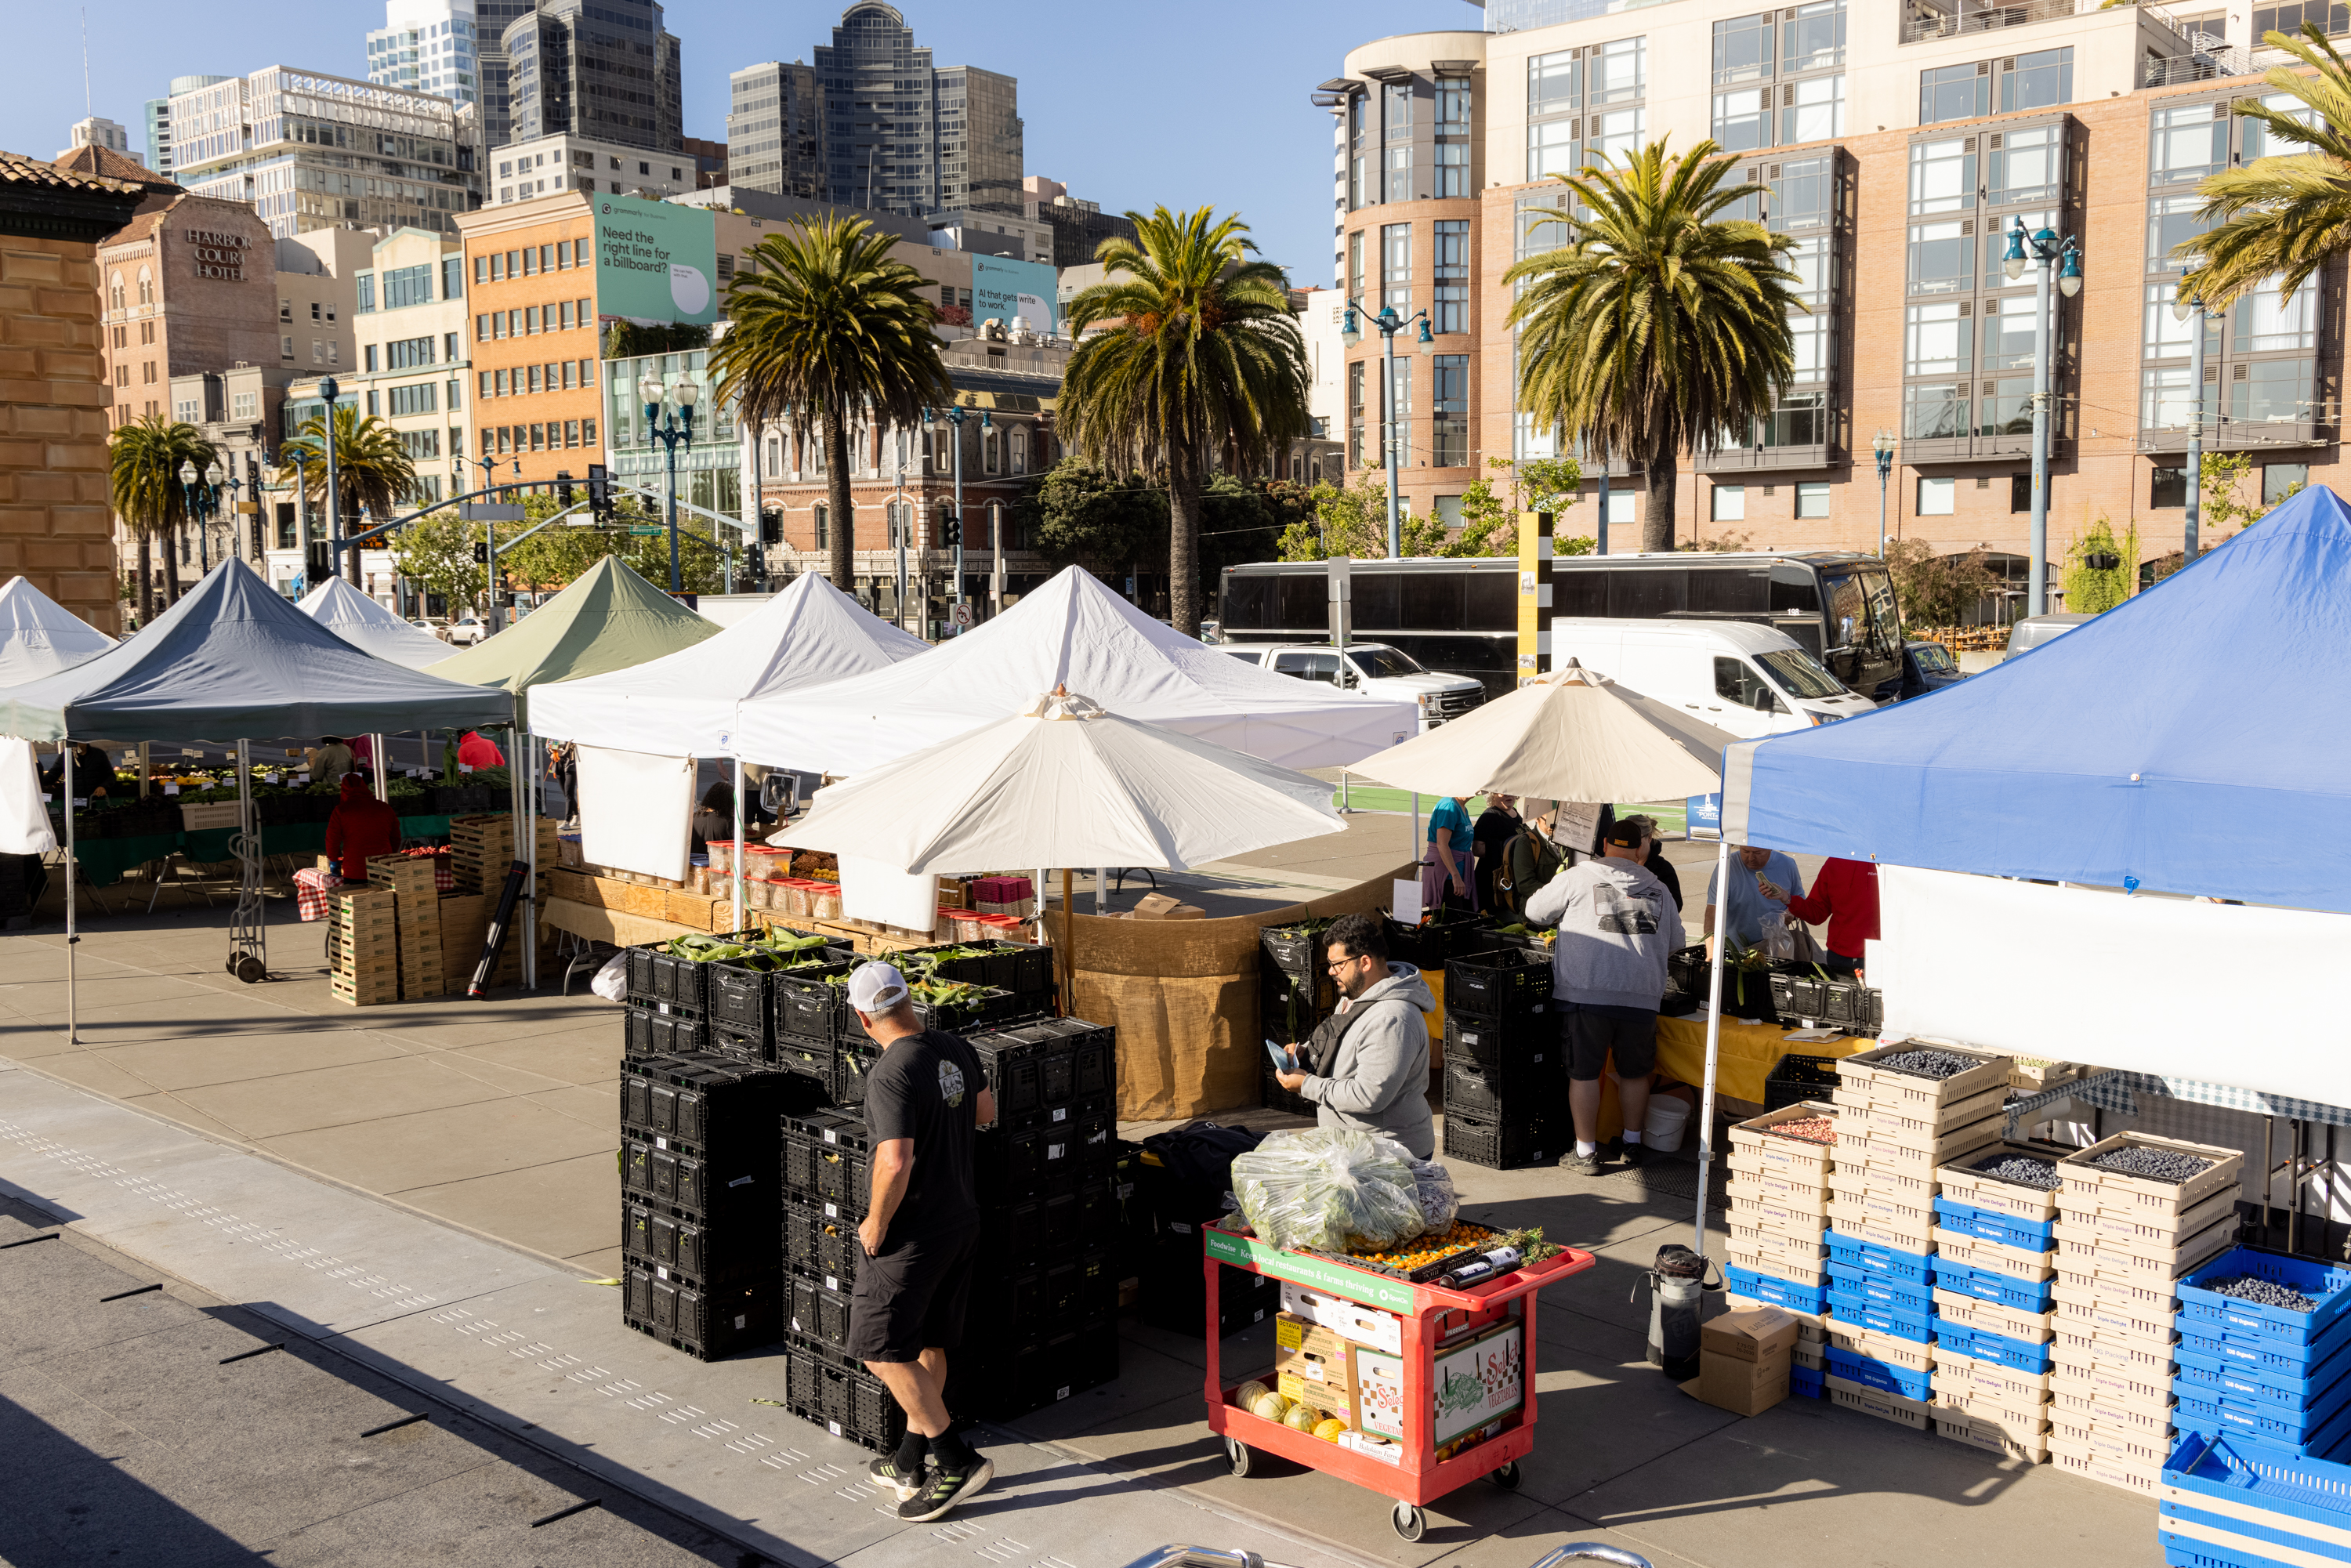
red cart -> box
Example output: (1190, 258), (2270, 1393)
(1201, 1221), (1597, 1541)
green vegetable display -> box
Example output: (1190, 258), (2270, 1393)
(1230, 1128), (1429, 1254)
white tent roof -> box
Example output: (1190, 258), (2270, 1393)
(0, 577), (115, 685)
(730, 566), (1418, 774)
(296, 577), (452, 670)
(525, 571), (929, 754)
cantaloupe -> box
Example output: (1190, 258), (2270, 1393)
(1235, 1380), (1271, 1410)
(1250, 1390), (1291, 1423)
(1283, 1402), (1322, 1433)
(1313, 1418), (1347, 1442)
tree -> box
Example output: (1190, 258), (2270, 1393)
(1885, 538), (2002, 628)
(281, 404), (418, 584)
(2063, 516), (2141, 614)
(709, 216), (952, 591)
(107, 414), (216, 620)
(1016, 460), (1168, 578)
(1453, 456), (1592, 558)
(2177, 24), (2351, 310)
(389, 506), (492, 610)
(1506, 139), (1803, 552)
(1060, 206), (1310, 636)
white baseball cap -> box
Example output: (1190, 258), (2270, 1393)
(846, 961), (910, 1013)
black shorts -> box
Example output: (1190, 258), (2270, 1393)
(847, 1226), (980, 1363)
(1565, 1005), (1658, 1082)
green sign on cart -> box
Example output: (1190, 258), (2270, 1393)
(1203, 1229), (1418, 1313)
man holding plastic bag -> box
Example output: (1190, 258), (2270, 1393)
(1273, 913), (1436, 1159)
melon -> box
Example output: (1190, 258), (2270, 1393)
(1313, 1418), (1347, 1443)
(1283, 1401), (1322, 1433)
(1250, 1390), (1291, 1423)
(1235, 1380), (1271, 1410)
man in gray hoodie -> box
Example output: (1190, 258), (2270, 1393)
(1523, 819), (1685, 1175)
(1273, 912), (1436, 1158)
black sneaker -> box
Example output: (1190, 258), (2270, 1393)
(1559, 1150), (1603, 1176)
(867, 1454), (927, 1501)
(1621, 1143), (1647, 1168)
(897, 1456), (994, 1522)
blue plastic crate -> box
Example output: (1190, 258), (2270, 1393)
(1825, 1286), (1936, 1344)
(1824, 1229), (1934, 1284)
(2163, 1429), (2351, 1555)
(1825, 1260), (1935, 1314)
(2175, 1332), (2351, 1409)
(2179, 1249), (2351, 1349)
(1933, 1196), (2056, 1252)
(2160, 1529), (2309, 1568)
(1939, 1320), (2056, 1374)
(2182, 1316), (2351, 1382)
(1725, 1263), (1829, 1314)
(1931, 1255), (2056, 1313)
(1824, 1345), (1934, 1401)
(2175, 1384), (2351, 1454)
(1789, 1363), (1824, 1399)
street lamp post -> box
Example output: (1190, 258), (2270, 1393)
(2003, 217), (2084, 617)
(642, 374), (699, 592)
(176, 461), (201, 587)
(1872, 429), (1896, 556)
(1341, 300), (1433, 559)
(201, 460), (224, 571)
(2172, 291), (2219, 567)
(317, 376), (350, 586)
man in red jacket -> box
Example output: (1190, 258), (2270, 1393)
(1766, 857), (1879, 976)
(458, 730), (506, 770)
(324, 774), (402, 882)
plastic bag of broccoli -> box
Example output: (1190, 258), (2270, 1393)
(1230, 1128), (1431, 1253)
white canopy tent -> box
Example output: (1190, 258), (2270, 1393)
(296, 578), (452, 671)
(728, 566), (1418, 777)
(0, 576), (116, 684)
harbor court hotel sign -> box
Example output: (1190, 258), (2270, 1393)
(188, 228), (249, 281)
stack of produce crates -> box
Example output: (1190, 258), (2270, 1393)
(447, 809), (560, 893)
(2045, 1132), (2244, 1495)
(327, 887), (401, 1007)
(776, 1108), (909, 1450)
(1440, 947), (1559, 1170)
(2170, 1248), (2351, 1472)
(1259, 920), (1335, 1117)
(619, 1052), (807, 1360)
(2160, 1427), (2351, 1568)
(1933, 1142), (2066, 1464)
(364, 853), (442, 999)
(1723, 1103), (1837, 1396)
(1824, 1042), (2011, 1434)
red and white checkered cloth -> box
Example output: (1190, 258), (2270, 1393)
(293, 867), (344, 922)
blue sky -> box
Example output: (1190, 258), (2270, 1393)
(10, 1), (1456, 284)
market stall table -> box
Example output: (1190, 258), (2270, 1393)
(1201, 1221), (1595, 1541)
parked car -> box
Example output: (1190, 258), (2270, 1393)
(1545, 617), (1878, 737)
(1219, 640), (1484, 729)
(1898, 639), (1967, 701)
(444, 617), (489, 646)
(2004, 612), (2095, 658)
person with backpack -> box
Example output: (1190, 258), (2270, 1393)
(1273, 912), (1435, 1157)
(1500, 808), (1567, 916)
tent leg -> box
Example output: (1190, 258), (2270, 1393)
(730, 755), (745, 936)
(520, 729), (538, 990)
(371, 733), (387, 801)
(1093, 867), (1105, 916)
(63, 747), (75, 1046)
(229, 740), (266, 979)
(1693, 836), (1733, 1259)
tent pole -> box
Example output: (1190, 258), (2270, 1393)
(730, 754), (745, 935)
(1694, 835), (1733, 1259)
(1094, 867), (1105, 915)
(63, 745), (75, 1046)
(371, 733), (387, 801)
(1062, 867), (1074, 1017)
(520, 727), (537, 990)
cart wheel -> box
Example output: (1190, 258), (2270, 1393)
(1391, 1502), (1426, 1542)
(1224, 1436), (1252, 1478)
(1490, 1460), (1521, 1491)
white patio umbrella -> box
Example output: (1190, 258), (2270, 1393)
(781, 686), (1346, 1005)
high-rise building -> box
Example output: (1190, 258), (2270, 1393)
(683, 136), (727, 189)
(165, 67), (483, 240)
(809, 4), (1021, 219)
(143, 76), (228, 179)
(726, 61), (824, 200)
(1320, 2), (2320, 588)
(504, 0), (683, 154)
(1021, 176), (1137, 269)
(368, 0), (481, 105)
(58, 118), (136, 165)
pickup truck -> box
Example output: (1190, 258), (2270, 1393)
(1219, 641), (1486, 729)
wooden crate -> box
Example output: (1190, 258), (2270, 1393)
(601, 879), (667, 919)
(330, 973), (401, 1008)
(366, 854), (438, 896)
(545, 867), (597, 906)
(664, 889), (722, 931)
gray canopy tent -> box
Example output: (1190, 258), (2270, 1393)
(0, 559), (514, 1037)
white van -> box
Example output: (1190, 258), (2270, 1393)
(1546, 618), (1877, 737)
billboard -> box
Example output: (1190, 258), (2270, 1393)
(592, 194), (719, 326)
(971, 255), (1057, 335)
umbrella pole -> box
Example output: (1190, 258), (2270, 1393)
(63, 745), (75, 1046)
(730, 754), (744, 935)
(1693, 835), (1733, 1259)
(1062, 867), (1074, 1017)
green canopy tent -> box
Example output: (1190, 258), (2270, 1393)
(423, 554), (719, 985)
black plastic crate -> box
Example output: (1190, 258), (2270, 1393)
(708, 1024), (769, 1068)
(1763, 1051), (1846, 1111)
(1716, 966), (1780, 1023)
(788, 1275), (855, 1351)
(1260, 970), (1331, 1046)
(1444, 1011), (1556, 1068)
(624, 1271), (781, 1361)
(1770, 971), (1828, 1024)
(1444, 1109), (1556, 1170)
(773, 1034), (833, 1086)
(625, 1006), (659, 1056)
(706, 961), (773, 1037)
(619, 1052), (803, 1150)
(794, 1117), (871, 1217)
(784, 1201), (861, 1288)
(1259, 920), (1333, 983)
(1139, 1253), (1277, 1338)
(621, 1138), (782, 1228)
(626, 943), (661, 1001)
(1444, 947), (1554, 1018)
(1443, 1050), (1564, 1121)
(654, 950), (712, 1012)
(1823, 978), (1883, 1033)
(1385, 912), (1503, 970)
(784, 1338), (907, 1452)
(968, 1025), (1060, 1120)
(621, 1200), (766, 1289)
(911, 984), (1016, 1034)
(773, 962), (855, 1045)
(781, 1110), (849, 1198)
(831, 1042), (878, 1107)
(988, 940), (1055, 998)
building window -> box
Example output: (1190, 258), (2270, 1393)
(580, 360), (596, 388)
(1795, 480), (1831, 518)
(1712, 484), (1747, 522)
(1347, 360), (1364, 468)
(2150, 465), (2186, 509)
(1382, 223), (1411, 317)
(1908, 221), (1974, 297)
(1433, 353), (1468, 467)
(137, 268), (153, 306)
(444, 256), (464, 298)
(1592, 37), (1646, 104)
(1909, 138), (1976, 215)
(1386, 146), (1414, 205)
(1919, 63), (1988, 125)
(565, 419), (581, 447)
(2146, 194), (2212, 274)
(448, 378), (462, 411)
(1916, 476), (1956, 516)
(983, 429), (1000, 474)
(364, 345), (379, 373)
(2234, 277), (2319, 351)
(1433, 220), (1468, 334)
(1436, 77), (1471, 131)
(1527, 117), (1578, 183)
(1714, 13), (1773, 86)
(2001, 48), (2072, 114)
(1010, 427), (1028, 474)
(1714, 88), (1771, 153)
(1347, 230), (1364, 299)
(1905, 302), (1972, 377)
(1434, 142), (1469, 199)
(2263, 462), (2309, 503)
(1783, 74), (1845, 143)
(1905, 382), (1969, 440)
(109, 273), (124, 311)
(2234, 360), (2317, 425)
(1388, 360), (1411, 465)
(475, 255), (489, 284)
(813, 502), (828, 550)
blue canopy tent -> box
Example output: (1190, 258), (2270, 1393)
(1679, 485), (2351, 1258)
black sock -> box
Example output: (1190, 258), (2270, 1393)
(930, 1425), (976, 1473)
(893, 1429), (928, 1472)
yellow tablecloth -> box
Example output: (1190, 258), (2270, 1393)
(1593, 1015), (1871, 1143)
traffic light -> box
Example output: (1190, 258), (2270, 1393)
(585, 463), (612, 520)
(760, 506), (782, 545)
(305, 540), (331, 580)
(747, 541), (766, 580)
(473, 541), (489, 564)
(941, 518), (961, 548)
(556, 470), (576, 509)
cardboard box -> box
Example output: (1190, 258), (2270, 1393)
(1697, 1345), (1792, 1417)
(1130, 893), (1204, 920)
(1278, 1282), (1405, 1355)
(1273, 1313), (1359, 1418)
(1355, 1320), (1523, 1447)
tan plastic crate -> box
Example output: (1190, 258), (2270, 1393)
(1728, 1177), (1830, 1217)
(1931, 1346), (2052, 1408)
(2058, 1132), (2244, 1218)
(1727, 1224), (1828, 1272)
(2053, 1327), (2177, 1374)
(1727, 1103), (1839, 1173)
(1933, 1384), (2052, 1443)
(1728, 1193), (1831, 1241)
(2064, 1224), (2235, 1293)
(2050, 1280), (2172, 1342)
(1723, 1245), (1826, 1287)
(1835, 1157), (1933, 1204)
(2051, 1385), (2175, 1437)
(1825, 1374), (1932, 1430)
(1849, 1121), (2004, 1182)
(1825, 1323), (1935, 1372)
(1936, 1410), (2050, 1462)
(1847, 1083), (2009, 1143)
(2049, 1415), (2169, 1469)
(2049, 1350), (2173, 1414)
(1826, 1203), (1936, 1254)
(2045, 1435), (2164, 1497)
(2054, 1186), (2240, 1251)
(1838, 1041), (2013, 1107)
(1934, 1143), (2066, 1220)
(1931, 1226), (2056, 1283)
(1931, 1288), (2056, 1345)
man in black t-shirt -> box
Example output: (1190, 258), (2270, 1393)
(843, 961), (998, 1522)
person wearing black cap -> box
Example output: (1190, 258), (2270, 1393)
(843, 961), (998, 1521)
(1522, 817), (1684, 1175)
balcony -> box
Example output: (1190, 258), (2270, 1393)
(1900, 0), (2143, 45)
(1692, 442), (1841, 474)
(2136, 417), (2335, 454)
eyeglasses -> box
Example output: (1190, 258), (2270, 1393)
(1325, 953), (1367, 973)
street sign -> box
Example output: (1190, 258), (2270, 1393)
(462, 503), (525, 522)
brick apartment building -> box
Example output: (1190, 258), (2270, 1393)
(455, 195), (603, 491)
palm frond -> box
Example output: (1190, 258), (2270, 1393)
(2179, 22), (2351, 306)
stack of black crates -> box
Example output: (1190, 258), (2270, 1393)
(1440, 944), (1559, 1169)
(1130, 1141), (1280, 1338)
(1258, 919), (1335, 1117)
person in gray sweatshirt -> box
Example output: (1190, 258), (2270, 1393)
(1522, 819), (1686, 1175)
(1274, 912), (1436, 1158)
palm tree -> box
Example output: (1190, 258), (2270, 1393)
(281, 404), (418, 584)
(107, 415), (216, 620)
(1059, 207), (1309, 636)
(1505, 139), (1803, 552)
(708, 216), (952, 590)
(2176, 24), (2351, 309)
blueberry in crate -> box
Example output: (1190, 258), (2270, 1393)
(2179, 1248), (2351, 1348)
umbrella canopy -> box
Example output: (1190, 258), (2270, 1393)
(527, 570), (929, 752)
(0, 576), (116, 684)
(423, 555), (718, 725)
(296, 577), (452, 670)
(1344, 661), (1736, 802)
(781, 686), (1346, 875)
(0, 559), (513, 743)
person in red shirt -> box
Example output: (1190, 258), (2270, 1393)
(457, 730), (506, 770)
(1766, 856), (1880, 975)
(324, 773), (403, 882)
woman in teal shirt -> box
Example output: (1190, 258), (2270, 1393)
(1422, 795), (1476, 913)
